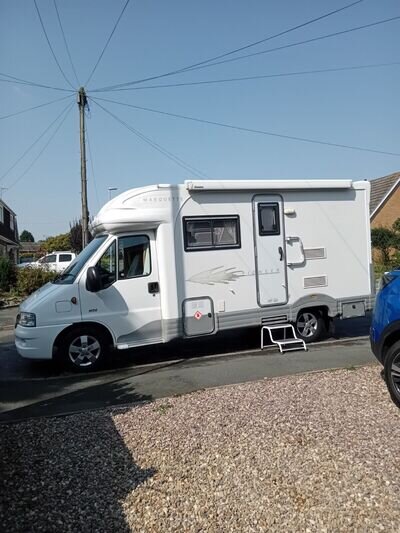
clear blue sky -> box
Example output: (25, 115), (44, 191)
(0, 0), (399, 238)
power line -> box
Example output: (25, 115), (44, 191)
(91, 99), (209, 178)
(53, 0), (81, 87)
(85, 0), (132, 87)
(6, 103), (74, 191)
(0, 99), (74, 183)
(0, 94), (72, 120)
(92, 0), (368, 92)
(93, 61), (400, 93)
(0, 72), (74, 92)
(94, 13), (400, 92)
(33, 0), (75, 90)
(91, 96), (400, 158)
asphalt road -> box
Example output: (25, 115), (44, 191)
(0, 309), (376, 423)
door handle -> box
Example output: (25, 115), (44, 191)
(148, 282), (159, 294)
(278, 246), (284, 261)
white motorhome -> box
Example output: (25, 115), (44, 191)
(15, 180), (373, 370)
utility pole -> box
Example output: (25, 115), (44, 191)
(78, 87), (90, 248)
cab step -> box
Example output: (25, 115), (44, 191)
(261, 324), (307, 353)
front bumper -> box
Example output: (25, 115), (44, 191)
(15, 323), (68, 360)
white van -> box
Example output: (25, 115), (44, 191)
(15, 180), (373, 371)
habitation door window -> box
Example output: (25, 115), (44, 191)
(118, 235), (151, 279)
(258, 203), (280, 235)
(184, 216), (240, 251)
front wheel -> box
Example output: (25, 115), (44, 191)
(384, 341), (400, 409)
(295, 310), (326, 343)
(59, 327), (109, 372)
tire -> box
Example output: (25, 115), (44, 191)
(384, 340), (400, 409)
(295, 310), (327, 343)
(59, 326), (110, 372)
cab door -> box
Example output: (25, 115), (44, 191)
(253, 195), (288, 306)
(79, 232), (162, 348)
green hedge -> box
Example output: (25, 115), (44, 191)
(0, 257), (17, 292)
(16, 267), (58, 296)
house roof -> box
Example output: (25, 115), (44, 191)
(0, 198), (16, 217)
(370, 172), (400, 217)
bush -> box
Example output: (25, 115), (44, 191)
(16, 267), (57, 296)
(0, 257), (17, 292)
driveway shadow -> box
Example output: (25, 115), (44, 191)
(0, 403), (154, 531)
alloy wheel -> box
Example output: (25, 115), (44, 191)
(68, 334), (101, 368)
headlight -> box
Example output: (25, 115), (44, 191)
(16, 312), (36, 327)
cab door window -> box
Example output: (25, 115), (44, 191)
(118, 236), (151, 279)
(97, 240), (116, 288)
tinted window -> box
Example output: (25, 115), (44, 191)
(59, 254), (72, 262)
(184, 217), (240, 251)
(118, 235), (151, 279)
(258, 204), (280, 235)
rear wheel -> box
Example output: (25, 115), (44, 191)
(59, 326), (110, 372)
(384, 340), (400, 408)
(295, 310), (326, 343)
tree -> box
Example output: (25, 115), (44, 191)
(371, 227), (397, 264)
(70, 219), (83, 253)
(20, 230), (35, 242)
(42, 233), (71, 253)
(70, 219), (92, 253)
(393, 218), (400, 234)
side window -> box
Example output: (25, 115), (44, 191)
(118, 235), (151, 279)
(59, 254), (72, 262)
(258, 203), (280, 235)
(43, 254), (57, 263)
(184, 216), (240, 251)
(97, 241), (117, 287)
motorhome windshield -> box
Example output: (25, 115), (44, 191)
(52, 235), (108, 285)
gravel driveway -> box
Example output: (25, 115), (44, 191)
(1, 365), (399, 532)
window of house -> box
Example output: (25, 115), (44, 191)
(59, 254), (72, 262)
(97, 241), (117, 288)
(118, 235), (151, 279)
(258, 203), (280, 235)
(10, 215), (14, 231)
(184, 216), (240, 251)
(0, 206), (4, 224)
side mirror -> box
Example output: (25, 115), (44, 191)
(86, 266), (103, 292)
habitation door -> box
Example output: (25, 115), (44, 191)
(253, 195), (288, 306)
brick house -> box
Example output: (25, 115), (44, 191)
(0, 199), (19, 263)
(370, 172), (400, 229)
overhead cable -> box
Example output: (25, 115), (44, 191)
(7, 103), (74, 190)
(91, 96), (400, 158)
(85, 0), (131, 86)
(0, 94), (72, 120)
(91, 0), (370, 91)
(0, 100), (74, 183)
(33, 0), (75, 90)
(91, 98), (209, 178)
(53, 0), (81, 87)
(93, 61), (400, 93)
